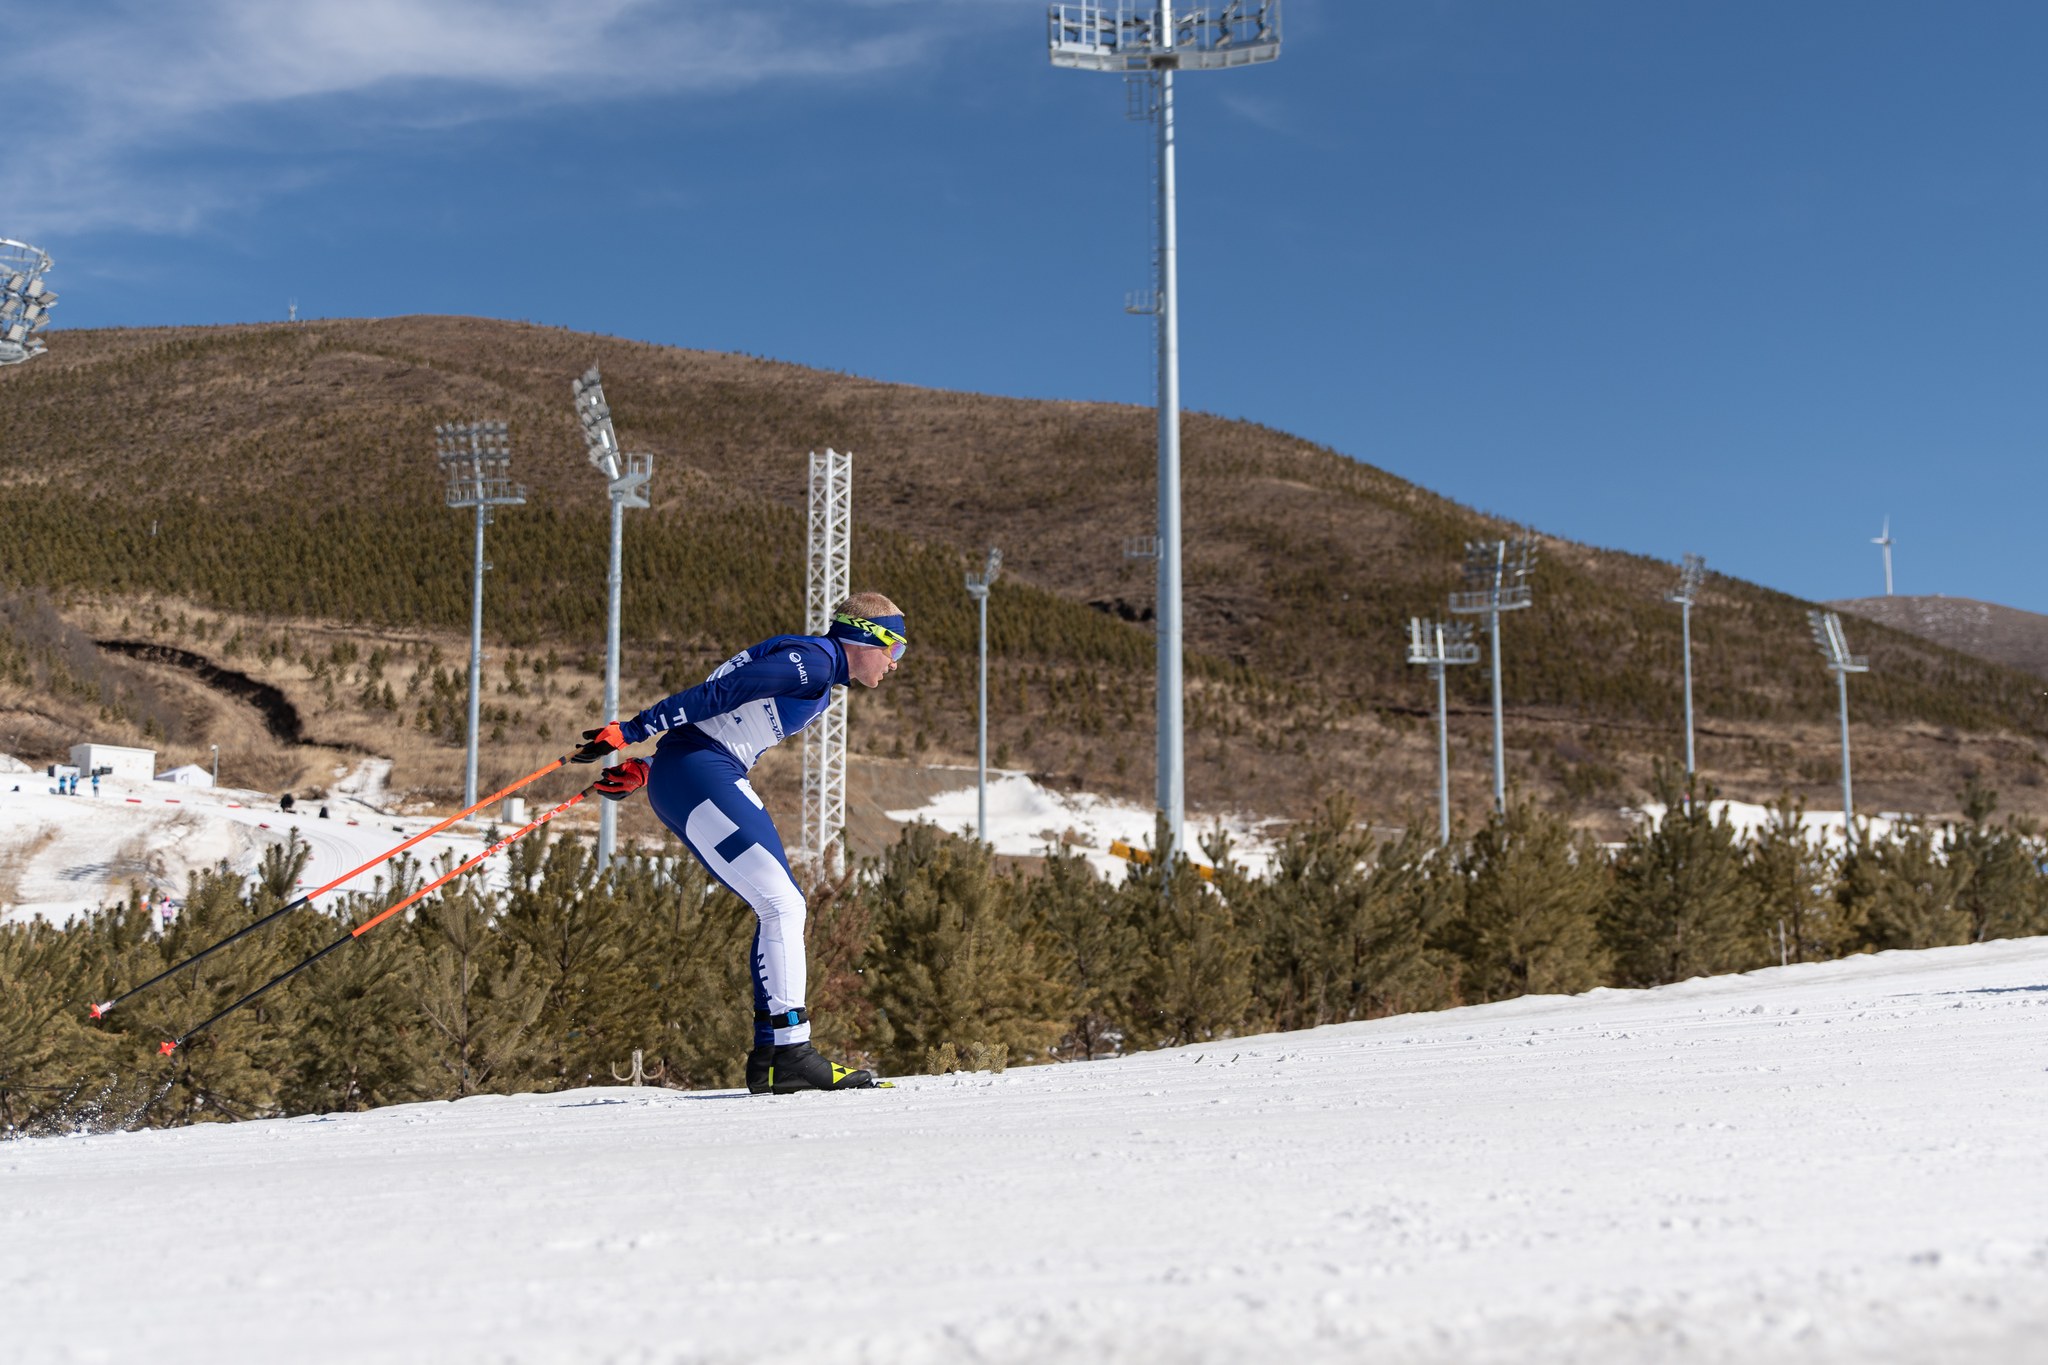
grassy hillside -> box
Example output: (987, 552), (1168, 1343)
(3, 317), (2044, 829)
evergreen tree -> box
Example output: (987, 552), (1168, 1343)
(1942, 779), (2047, 944)
(1742, 796), (1846, 963)
(1119, 818), (1256, 1049)
(409, 876), (544, 1099)
(1839, 821), (1967, 951)
(1603, 768), (1763, 987)
(282, 896), (423, 1115)
(1249, 797), (1455, 1029)
(860, 825), (1070, 1075)
(146, 862), (314, 1124)
(1439, 800), (1611, 1003)
(1024, 845), (1138, 1060)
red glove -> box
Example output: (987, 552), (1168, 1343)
(592, 758), (650, 802)
(573, 721), (626, 764)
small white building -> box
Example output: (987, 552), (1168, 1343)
(69, 743), (157, 784)
(157, 765), (215, 789)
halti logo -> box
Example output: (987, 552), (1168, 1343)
(788, 651), (809, 685)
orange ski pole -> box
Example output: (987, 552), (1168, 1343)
(158, 786), (592, 1056)
(92, 753), (574, 1020)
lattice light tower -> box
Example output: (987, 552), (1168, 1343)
(1407, 618), (1481, 843)
(435, 421), (526, 807)
(1049, 1), (1281, 860)
(0, 239), (57, 365)
(965, 547), (1004, 844)
(801, 449), (853, 879)
(1668, 553), (1707, 781)
(1448, 536), (1537, 814)
(572, 366), (654, 872)
(1808, 610), (1871, 851)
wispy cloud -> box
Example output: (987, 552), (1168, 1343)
(1219, 91), (1297, 138)
(5, 0), (970, 237)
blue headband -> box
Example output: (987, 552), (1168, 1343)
(827, 613), (906, 648)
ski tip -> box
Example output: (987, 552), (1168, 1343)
(88, 1001), (110, 1020)
(158, 1040), (179, 1056)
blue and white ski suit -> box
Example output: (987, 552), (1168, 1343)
(617, 635), (849, 1047)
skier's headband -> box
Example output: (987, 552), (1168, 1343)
(830, 612), (908, 660)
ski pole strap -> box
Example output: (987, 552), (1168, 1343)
(754, 1007), (808, 1029)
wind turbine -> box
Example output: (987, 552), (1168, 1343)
(1872, 517), (1894, 596)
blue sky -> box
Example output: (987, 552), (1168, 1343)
(15, 1), (2047, 612)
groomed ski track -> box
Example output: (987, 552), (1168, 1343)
(8, 940), (2047, 1365)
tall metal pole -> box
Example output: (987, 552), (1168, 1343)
(965, 547), (1002, 845)
(1046, 1), (1281, 858)
(1434, 658), (1451, 844)
(1407, 617), (1476, 845)
(1154, 1), (1186, 860)
(1485, 606), (1505, 813)
(1809, 609), (1868, 855)
(465, 500), (487, 808)
(977, 588), (991, 841)
(1680, 598), (1696, 779)
(599, 492), (624, 868)
(438, 420), (522, 812)
(572, 368), (651, 872)
(1837, 670), (1855, 852)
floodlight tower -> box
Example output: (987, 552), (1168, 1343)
(435, 420), (526, 808)
(1808, 609), (1870, 851)
(0, 239), (57, 365)
(572, 366), (654, 872)
(964, 547), (1003, 843)
(1872, 517), (1894, 596)
(1448, 536), (1537, 813)
(1048, 1), (1282, 860)
(1407, 618), (1481, 843)
(801, 449), (853, 879)
(1667, 553), (1707, 781)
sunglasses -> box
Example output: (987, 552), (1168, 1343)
(834, 613), (908, 661)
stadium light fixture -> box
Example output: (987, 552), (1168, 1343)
(1048, 0), (1282, 861)
(0, 238), (56, 365)
(571, 367), (653, 872)
(1447, 535), (1537, 814)
(1667, 554), (1707, 784)
(435, 420), (526, 808)
(1407, 618), (1480, 843)
(1808, 609), (1870, 851)
(965, 547), (1004, 844)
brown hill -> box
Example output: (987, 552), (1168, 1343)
(1832, 596), (2048, 683)
(3, 316), (2046, 838)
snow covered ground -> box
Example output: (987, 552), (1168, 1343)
(0, 756), (505, 925)
(7, 939), (2046, 1364)
(1635, 798), (1901, 850)
(887, 768), (1285, 876)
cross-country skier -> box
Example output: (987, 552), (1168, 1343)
(571, 593), (907, 1094)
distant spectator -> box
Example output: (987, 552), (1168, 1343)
(318, 804), (330, 819)
(91, 773), (100, 797)
(280, 792), (296, 813)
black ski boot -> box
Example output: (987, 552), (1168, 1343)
(746, 1041), (876, 1094)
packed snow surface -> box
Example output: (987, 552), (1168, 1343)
(887, 768), (1282, 876)
(1635, 799), (1900, 850)
(0, 757), (505, 925)
(8, 941), (2047, 1363)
